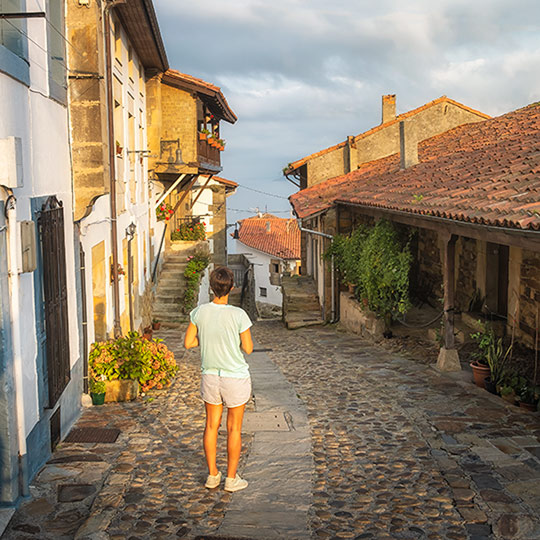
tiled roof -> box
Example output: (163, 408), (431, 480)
(213, 176), (238, 188)
(289, 103), (540, 231)
(284, 96), (490, 174)
(236, 217), (301, 259)
(163, 70), (237, 124)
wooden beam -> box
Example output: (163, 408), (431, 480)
(442, 233), (458, 350)
(190, 175), (214, 210)
(336, 202), (540, 252)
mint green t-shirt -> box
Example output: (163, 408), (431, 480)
(190, 302), (252, 378)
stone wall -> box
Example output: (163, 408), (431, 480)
(67, 0), (109, 221)
(416, 228), (443, 304)
(211, 185), (227, 266)
(303, 100), (487, 190)
(339, 292), (384, 339)
(455, 237), (478, 312)
(161, 84), (197, 164)
(519, 249), (540, 347)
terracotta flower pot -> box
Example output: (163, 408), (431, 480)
(152, 322), (161, 331)
(470, 362), (491, 388)
(199, 132), (207, 141)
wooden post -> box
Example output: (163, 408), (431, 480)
(437, 232), (461, 371)
(443, 234), (457, 349)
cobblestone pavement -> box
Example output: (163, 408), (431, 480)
(253, 322), (540, 540)
(3, 320), (540, 540)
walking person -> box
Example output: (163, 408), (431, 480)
(184, 266), (253, 492)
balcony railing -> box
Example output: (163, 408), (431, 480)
(198, 138), (221, 169)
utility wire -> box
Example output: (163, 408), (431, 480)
(236, 184), (289, 200)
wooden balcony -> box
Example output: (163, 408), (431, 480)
(198, 138), (221, 172)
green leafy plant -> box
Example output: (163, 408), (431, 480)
(171, 221), (206, 241)
(517, 382), (540, 405)
(89, 376), (106, 394)
(470, 322), (512, 385)
(324, 220), (412, 326)
(88, 332), (178, 393)
(183, 250), (210, 312)
(201, 128), (210, 135)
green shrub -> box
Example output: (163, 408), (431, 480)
(183, 250), (210, 312)
(88, 332), (178, 392)
(325, 219), (412, 322)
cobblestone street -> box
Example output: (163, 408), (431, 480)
(3, 321), (540, 540)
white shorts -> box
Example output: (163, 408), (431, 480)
(201, 374), (252, 408)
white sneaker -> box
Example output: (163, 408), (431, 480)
(205, 471), (222, 489)
(224, 474), (248, 492)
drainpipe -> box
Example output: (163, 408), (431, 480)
(296, 219), (336, 323)
(79, 240), (89, 394)
(104, 1), (122, 337)
(5, 195), (29, 496)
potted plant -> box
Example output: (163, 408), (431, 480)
(517, 382), (539, 412)
(115, 140), (123, 157)
(152, 318), (161, 331)
(470, 323), (512, 392)
(142, 326), (153, 340)
(88, 332), (178, 401)
(199, 128), (210, 141)
(89, 376), (106, 405)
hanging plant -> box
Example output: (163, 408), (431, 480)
(156, 202), (174, 222)
(115, 140), (123, 156)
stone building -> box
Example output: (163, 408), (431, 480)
(67, 0), (168, 347)
(146, 70), (237, 268)
(289, 102), (540, 364)
(285, 95), (490, 274)
(0, 0), (82, 504)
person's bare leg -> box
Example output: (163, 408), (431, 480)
(204, 402), (223, 475)
(226, 404), (246, 478)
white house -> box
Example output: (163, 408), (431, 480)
(0, 0), (81, 505)
(234, 214), (301, 307)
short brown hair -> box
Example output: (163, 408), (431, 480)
(210, 266), (234, 298)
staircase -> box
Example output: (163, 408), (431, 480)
(282, 275), (323, 329)
(153, 242), (205, 324)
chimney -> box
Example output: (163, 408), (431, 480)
(266, 221), (271, 233)
(399, 121), (418, 169)
(382, 94), (396, 124)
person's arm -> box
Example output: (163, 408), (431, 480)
(184, 322), (199, 349)
(240, 328), (253, 355)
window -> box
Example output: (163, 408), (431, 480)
(0, 0), (29, 83)
(114, 23), (122, 64)
(259, 287), (267, 298)
(47, 0), (67, 102)
(128, 46), (133, 81)
(273, 263), (279, 273)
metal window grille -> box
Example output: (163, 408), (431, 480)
(38, 196), (70, 408)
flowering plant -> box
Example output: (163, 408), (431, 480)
(171, 221), (206, 241)
(156, 203), (174, 222)
(88, 332), (178, 393)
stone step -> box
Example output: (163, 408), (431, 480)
(284, 311), (323, 330)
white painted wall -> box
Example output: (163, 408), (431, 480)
(79, 16), (159, 339)
(233, 241), (283, 306)
(0, 3), (80, 436)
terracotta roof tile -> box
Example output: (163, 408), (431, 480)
(284, 96), (490, 173)
(213, 176), (238, 188)
(289, 103), (540, 231)
(235, 217), (301, 259)
(163, 70), (237, 123)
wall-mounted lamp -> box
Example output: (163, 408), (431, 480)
(126, 222), (136, 239)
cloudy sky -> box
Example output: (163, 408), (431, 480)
(154, 0), (540, 222)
